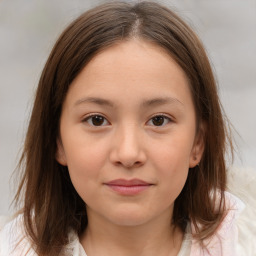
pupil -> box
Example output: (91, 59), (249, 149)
(92, 116), (104, 126)
(153, 116), (164, 126)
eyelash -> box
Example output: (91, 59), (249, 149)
(82, 114), (110, 127)
(147, 114), (173, 127)
(82, 114), (173, 127)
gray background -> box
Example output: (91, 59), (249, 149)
(0, 0), (255, 214)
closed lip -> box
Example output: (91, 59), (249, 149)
(104, 178), (153, 195)
(104, 179), (153, 186)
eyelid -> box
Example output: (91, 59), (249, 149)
(82, 113), (110, 126)
(146, 113), (174, 126)
(81, 113), (174, 127)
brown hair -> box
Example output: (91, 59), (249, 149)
(14, 1), (232, 255)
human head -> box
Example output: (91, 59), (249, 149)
(16, 1), (231, 255)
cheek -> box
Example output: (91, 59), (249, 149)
(155, 153), (189, 206)
(152, 132), (194, 171)
(66, 146), (106, 205)
(63, 134), (109, 193)
(150, 132), (193, 195)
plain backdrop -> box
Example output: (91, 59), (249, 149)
(0, 0), (255, 214)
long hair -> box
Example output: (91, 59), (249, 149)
(14, 1), (232, 255)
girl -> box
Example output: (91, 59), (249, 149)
(0, 1), (244, 255)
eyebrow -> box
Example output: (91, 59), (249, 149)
(74, 97), (115, 107)
(141, 97), (184, 108)
(74, 96), (184, 108)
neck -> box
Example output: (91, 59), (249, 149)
(80, 208), (184, 256)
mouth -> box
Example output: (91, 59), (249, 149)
(103, 179), (153, 196)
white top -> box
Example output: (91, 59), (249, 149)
(0, 192), (244, 256)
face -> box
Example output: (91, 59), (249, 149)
(57, 40), (204, 227)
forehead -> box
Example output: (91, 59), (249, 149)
(65, 39), (193, 110)
(79, 39), (188, 83)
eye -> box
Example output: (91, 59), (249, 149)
(147, 115), (172, 127)
(83, 114), (110, 127)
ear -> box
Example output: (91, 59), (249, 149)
(189, 122), (206, 168)
(56, 139), (67, 166)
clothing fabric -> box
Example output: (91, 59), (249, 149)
(190, 191), (244, 256)
(0, 192), (244, 256)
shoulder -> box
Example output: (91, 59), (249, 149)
(190, 191), (245, 256)
(227, 167), (256, 256)
(0, 214), (86, 256)
(0, 214), (37, 256)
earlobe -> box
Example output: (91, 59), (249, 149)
(56, 139), (67, 166)
(189, 122), (206, 168)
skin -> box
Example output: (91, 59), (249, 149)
(57, 39), (205, 256)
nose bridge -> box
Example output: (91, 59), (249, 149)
(111, 121), (146, 168)
(119, 122), (140, 150)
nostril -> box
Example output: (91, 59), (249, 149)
(127, 161), (143, 168)
(134, 161), (142, 167)
(115, 160), (142, 168)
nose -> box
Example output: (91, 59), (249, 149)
(109, 124), (147, 169)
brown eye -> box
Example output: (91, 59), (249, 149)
(152, 116), (164, 126)
(84, 115), (109, 126)
(147, 115), (171, 127)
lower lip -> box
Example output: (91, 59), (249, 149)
(105, 184), (152, 195)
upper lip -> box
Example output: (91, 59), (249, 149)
(104, 179), (152, 186)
